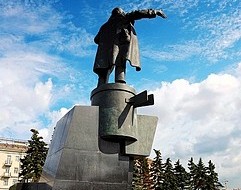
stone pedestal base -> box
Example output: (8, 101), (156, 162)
(38, 83), (158, 190)
(40, 106), (132, 190)
(13, 183), (52, 190)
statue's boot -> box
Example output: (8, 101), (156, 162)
(97, 68), (113, 87)
(115, 65), (126, 83)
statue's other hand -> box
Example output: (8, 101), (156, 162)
(156, 9), (167, 18)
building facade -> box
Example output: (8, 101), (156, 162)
(0, 138), (28, 190)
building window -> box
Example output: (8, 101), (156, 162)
(16, 156), (20, 161)
(14, 167), (18, 174)
(3, 179), (8, 186)
(6, 155), (11, 164)
(13, 179), (18, 185)
(5, 167), (10, 174)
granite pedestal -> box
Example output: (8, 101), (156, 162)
(40, 83), (157, 190)
(41, 106), (131, 190)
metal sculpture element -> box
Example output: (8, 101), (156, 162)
(93, 7), (167, 87)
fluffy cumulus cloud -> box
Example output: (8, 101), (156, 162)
(0, 52), (79, 139)
(0, 35), (71, 138)
(139, 63), (241, 186)
(0, 2), (93, 139)
(0, 59), (53, 136)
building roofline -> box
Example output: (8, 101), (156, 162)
(0, 137), (28, 144)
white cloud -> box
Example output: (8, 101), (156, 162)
(0, 2), (95, 57)
(194, 5), (241, 61)
(34, 79), (53, 110)
(0, 81), (52, 138)
(51, 25), (95, 57)
(139, 64), (241, 187)
(38, 107), (69, 143)
(138, 0), (241, 63)
(0, 1), (97, 138)
(0, 41), (90, 140)
(0, 51), (75, 139)
(124, 0), (199, 15)
(142, 41), (202, 62)
(0, 3), (61, 34)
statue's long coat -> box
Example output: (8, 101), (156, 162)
(93, 10), (157, 74)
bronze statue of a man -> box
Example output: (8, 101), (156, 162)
(93, 7), (167, 87)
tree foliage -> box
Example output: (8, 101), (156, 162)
(132, 158), (144, 190)
(132, 157), (152, 190)
(174, 159), (189, 190)
(150, 149), (164, 189)
(162, 158), (178, 190)
(206, 160), (223, 190)
(19, 129), (48, 182)
(188, 157), (197, 189)
(132, 150), (223, 190)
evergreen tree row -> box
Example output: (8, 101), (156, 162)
(132, 149), (223, 190)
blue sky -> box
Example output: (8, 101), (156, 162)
(1, 0), (241, 188)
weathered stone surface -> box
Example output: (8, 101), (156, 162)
(91, 83), (137, 141)
(41, 106), (131, 190)
(38, 84), (157, 190)
(91, 83), (158, 157)
(14, 183), (52, 190)
(124, 115), (158, 157)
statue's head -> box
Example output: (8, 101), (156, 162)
(111, 7), (125, 17)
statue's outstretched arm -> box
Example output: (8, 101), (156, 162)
(126, 9), (167, 20)
(155, 9), (167, 18)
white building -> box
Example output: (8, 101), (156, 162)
(0, 137), (28, 190)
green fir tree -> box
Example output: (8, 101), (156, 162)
(132, 157), (152, 190)
(174, 159), (189, 190)
(133, 150), (223, 190)
(150, 149), (164, 190)
(195, 158), (208, 190)
(142, 157), (152, 190)
(162, 158), (178, 190)
(19, 129), (48, 182)
(132, 158), (144, 190)
(205, 160), (223, 190)
(187, 157), (197, 189)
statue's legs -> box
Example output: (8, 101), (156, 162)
(97, 67), (113, 87)
(115, 54), (126, 83)
(115, 64), (126, 83)
(97, 75), (106, 87)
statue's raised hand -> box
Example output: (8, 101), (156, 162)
(156, 9), (167, 18)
